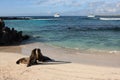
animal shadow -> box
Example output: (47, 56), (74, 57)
(34, 60), (71, 66)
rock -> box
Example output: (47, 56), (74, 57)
(0, 19), (5, 30)
(0, 19), (5, 44)
(0, 19), (30, 46)
(22, 35), (30, 40)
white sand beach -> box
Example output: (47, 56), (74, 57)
(1, 0), (120, 80)
(0, 43), (120, 80)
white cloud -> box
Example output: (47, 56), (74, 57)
(88, 1), (120, 15)
(116, 2), (120, 7)
(34, 0), (120, 15)
(36, 0), (65, 5)
(36, 0), (81, 7)
(88, 1), (105, 7)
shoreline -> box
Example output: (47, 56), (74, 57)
(23, 40), (120, 55)
(0, 42), (120, 67)
(20, 42), (120, 68)
(1, 42), (120, 80)
(45, 42), (120, 55)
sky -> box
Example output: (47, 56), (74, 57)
(0, 0), (120, 16)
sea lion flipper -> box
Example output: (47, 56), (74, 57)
(16, 60), (20, 64)
(16, 57), (28, 64)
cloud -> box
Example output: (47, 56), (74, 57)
(34, 0), (120, 15)
(87, 1), (120, 15)
(36, 0), (81, 7)
(116, 2), (120, 7)
(36, 0), (64, 5)
(88, 1), (105, 7)
(36, 0), (47, 5)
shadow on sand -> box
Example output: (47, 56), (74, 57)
(32, 61), (71, 66)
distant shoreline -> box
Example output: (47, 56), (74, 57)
(1, 15), (120, 20)
(0, 17), (31, 20)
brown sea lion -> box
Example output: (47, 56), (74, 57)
(16, 48), (54, 67)
(16, 57), (29, 64)
(27, 48), (38, 67)
(16, 48), (37, 66)
(37, 48), (54, 62)
(27, 48), (54, 67)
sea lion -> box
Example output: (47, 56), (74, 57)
(16, 57), (29, 64)
(16, 48), (37, 66)
(16, 48), (54, 67)
(37, 48), (53, 62)
(27, 48), (38, 67)
(27, 48), (54, 67)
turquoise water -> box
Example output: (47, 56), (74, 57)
(5, 16), (120, 52)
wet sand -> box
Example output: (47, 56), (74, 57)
(21, 42), (120, 67)
(0, 45), (21, 53)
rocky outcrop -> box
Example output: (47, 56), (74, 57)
(0, 19), (29, 46)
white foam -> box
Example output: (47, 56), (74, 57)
(99, 18), (120, 20)
(109, 50), (120, 54)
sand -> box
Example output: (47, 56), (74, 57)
(0, 45), (21, 53)
(0, 43), (120, 80)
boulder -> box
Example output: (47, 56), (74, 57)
(0, 19), (30, 45)
(0, 19), (5, 30)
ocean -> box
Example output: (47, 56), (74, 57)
(4, 16), (120, 53)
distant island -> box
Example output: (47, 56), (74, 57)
(0, 17), (31, 20)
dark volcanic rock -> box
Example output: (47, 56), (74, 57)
(0, 17), (31, 20)
(0, 19), (5, 29)
(0, 19), (29, 45)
